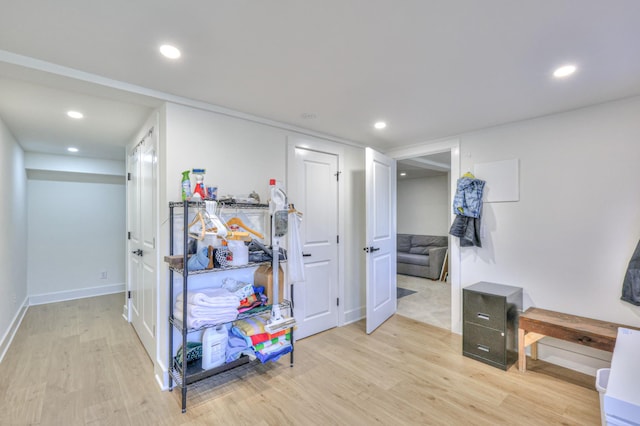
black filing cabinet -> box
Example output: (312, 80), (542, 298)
(463, 282), (523, 370)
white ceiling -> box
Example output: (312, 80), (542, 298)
(1, 1), (639, 161)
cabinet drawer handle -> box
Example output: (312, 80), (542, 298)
(477, 344), (490, 353)
(477, 313), (490, 321)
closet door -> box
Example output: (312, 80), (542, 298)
(128, 127), (158, 360)
(289, 143), (340, 339)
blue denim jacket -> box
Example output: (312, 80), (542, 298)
(452, 177), (485, 218)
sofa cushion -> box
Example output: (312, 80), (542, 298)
(409, 246), (430, 255)
(397, 234), (412, 253)
(397, 252), (430, 266)
(411, 235), (448, 248)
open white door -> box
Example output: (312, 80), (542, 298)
(365, 147), (397, 334)
(128, 127), (158, 360)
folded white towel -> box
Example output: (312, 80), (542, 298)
(176, 287), (240, 308)
(174, 303), (238, 329)
(177, 302), (237, 318)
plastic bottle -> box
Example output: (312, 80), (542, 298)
(192, 168), (206, 200)
(228, 239), (249, 266)
(201, 325), (228, 370)
(181, 171), (192, 201)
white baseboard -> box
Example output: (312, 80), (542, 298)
(0, 296), (29, 364)
(29, 283), (125, 306)
(155, 360), (169, 391)
(343, 306), (365, 325)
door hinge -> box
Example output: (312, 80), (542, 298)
(335, 171), (341, 181)
(127, 231), (131, 240)
(127, 172), (132, 181)
(127, 291), (131, 299)
(337, 297), (340, 306)
(337, 235), (339, 244)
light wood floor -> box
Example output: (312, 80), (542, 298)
(0, 293), (601, 425)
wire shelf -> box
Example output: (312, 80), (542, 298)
(169, 200), (268, 210)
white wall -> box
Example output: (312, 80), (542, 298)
(26, 178), (126, 302)
(397, 175), (449, 235)
(456, 96), (640, 373)
(164, 104), (287, 203)
(0, 116), (27, 361)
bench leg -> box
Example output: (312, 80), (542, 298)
(519, 331), (545, 373)
(518, 328), (526, 372)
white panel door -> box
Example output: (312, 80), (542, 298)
(128, 128), (158, 359)
(128, 150), (142, 328)
(365, 147), (397, 334)
(291, 147), (339, 339)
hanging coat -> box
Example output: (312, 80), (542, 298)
(449, 215), (482, 247)
(621, 240), (640, 306)
(450, 176), (485, 247)
(452, 177), (485, 218)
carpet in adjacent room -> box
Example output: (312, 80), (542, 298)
(397, 287), (417, 299)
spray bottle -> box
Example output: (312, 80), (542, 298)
(181, 171), (192, 201)
(192, 168), (206, 200)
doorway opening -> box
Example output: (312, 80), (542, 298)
(387, 139), (462, 334)
(396, 151), (451, 330)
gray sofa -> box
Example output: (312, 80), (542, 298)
(397, 234), (448, 280)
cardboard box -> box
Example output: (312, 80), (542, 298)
(164, 255), (189, 269)
(254, 264), (284, 303)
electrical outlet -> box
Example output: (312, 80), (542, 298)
(12, 293), (16, 305)
(100, 270), (108, 279)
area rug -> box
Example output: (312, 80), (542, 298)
(397, 287), (417, 299)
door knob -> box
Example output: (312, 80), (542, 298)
(302, 253), (312, 257)
(363, 246), (380, 253)
(131, 249), (143, 256)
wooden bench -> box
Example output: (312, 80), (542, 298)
(518, 307), (640, 372)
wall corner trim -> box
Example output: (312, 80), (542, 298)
(0, 297), (29, 364)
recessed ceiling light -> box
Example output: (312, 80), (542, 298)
(400, 172), (407, 177)
(67, 147), (79, 153)
(67, 110), (83, 119)
(553, 64), (577, 78)
(160, 44), (181, 59)
(374, 121), (387, 130)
